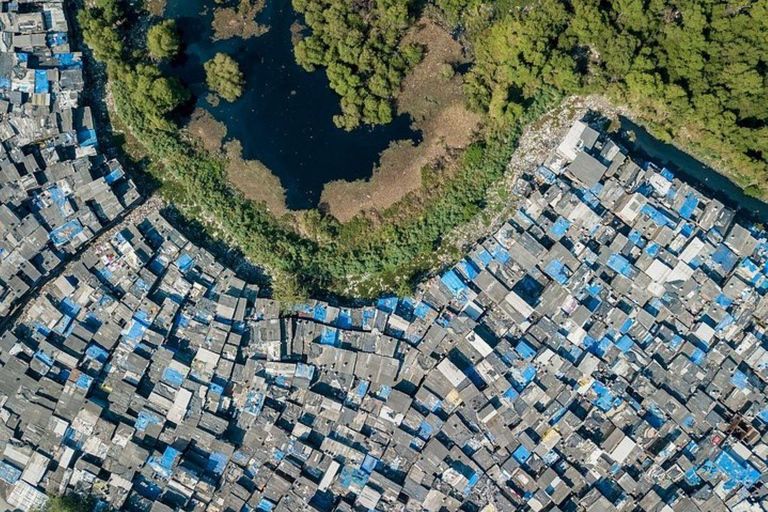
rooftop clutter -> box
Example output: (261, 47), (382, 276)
(1, 113), (768, 511)
(0, 0), (139, 320)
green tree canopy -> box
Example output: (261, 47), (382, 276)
(292, 0), (422, 130)
(204, 53), (245, 102)
(147, 19), (181, 60)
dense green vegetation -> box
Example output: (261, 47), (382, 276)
(76, 0), (768, 300)
(456, 0), (768, 195)
(147, 19), (181, 60)
(204, 53), (245, 102)
(41, 494), (93, 512)
(292, 0), (423, 129)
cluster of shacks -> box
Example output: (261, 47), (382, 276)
(0, 4), (768, 511)
(2, 114), (768, 512)
(0, 0), (139, 320)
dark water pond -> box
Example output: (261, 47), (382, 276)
(618, 117), (768, 224)
(165, 0), (420, 209)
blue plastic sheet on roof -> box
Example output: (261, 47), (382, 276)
(414, 301), (433, 319)
(668, 335), (684, 350)
(660, 168), (675, 180)
(295, 363), (315, 380)
(684, 467), (702, 486)
(512, 445), (531, 464)
(680, 222), (694, 238)
(645, 242), (660, 257)
(716, 314), (734, 333)
(690, 347), (706, 366)
(336, 308), (352, 328)
(136, 411), (161, 432)
(339, 466), (369, 490)
(34, 69), (48, 94)
(576, 188), (601, 209)
(714, 448), (761, 489)
(59, 297), (81, 317)
(77, 129), (98, 147)
(75, 373), (93, 390)
(50, 219), (83, 245)
(0, 76), (9, 89)
(502, 386), (519, 404)
(46, 32), (68, 46)
(491, 244), (510, 263)
(457, 259), (480, 280)
(124, 319), (146, 343)
(257, 498), (276, 512)
(535, 165), (556, 183)
(731, 370), (748, 390)
(550, 217), (571, 239)
(85, 343), (109, 363)
(606, 253), (632, 277)
(418, 419), (434, 439)
(243, 391), (265, 415)
(641, 204), (676, 228)
(515, 340), (537, 360)
(163, 367), (185, 387)
(544, 259), (570, 285)
(105, 167), (124, 184)
(377, 384), (392, 400)
(592, 381), (621, 412)
(34, 350), (54, 367)
(619, 318), (633, 334)
(16, 52), (28, 63)
(679, 194), (699, 219)
(476, 249), (493, 266)
(716, 293), (733, 308)
(441, 269), (468, 298)
(320, 326), (338, 346)
(206, 452), (228, 475)
(377, 296), (397, 313)
(615, 335), (634, 353)
(511, 364), (536, 391)
(0, 462), (22, 484)
(176, 253), (194, 272)
(628, 229), (643, 247)
(711, 244), (738, 273)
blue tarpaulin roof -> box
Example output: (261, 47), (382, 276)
(50, 219), (83, 246)
(441, 269), (468, 298)
(550, 216), (571, 238)
(607, 253), (632, 277)
(77, 128), (98, 147)
(377, 296), (397, 313)
(0, 462), (21, 484)
(34, 69), (48, 94)
(544, 259), (570, 284)
(512, 445), (531, 464)
(320, 326), (338, 346)
(678, 193), (699, 219)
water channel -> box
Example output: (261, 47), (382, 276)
(618, 117), (768, 224)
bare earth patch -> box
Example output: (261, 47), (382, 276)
(186, 108), (287, 216)
(188, 108), (227, 153)
(320, 18), (482, 222)
(146, 0), (167, 16)
(224, 141), (287, 216)
(212, 0), (269, 41)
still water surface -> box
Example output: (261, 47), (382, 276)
(165, 0), (419, 209)
(619, 117), (768, 224)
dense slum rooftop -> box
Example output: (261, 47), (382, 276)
(0, 0), (138, 320)
(2, 2), (768, 512)
(1, 113), (768, 510)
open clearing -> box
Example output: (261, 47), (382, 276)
(187, 108), (287, 216)
(320, 18), (482, 222)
